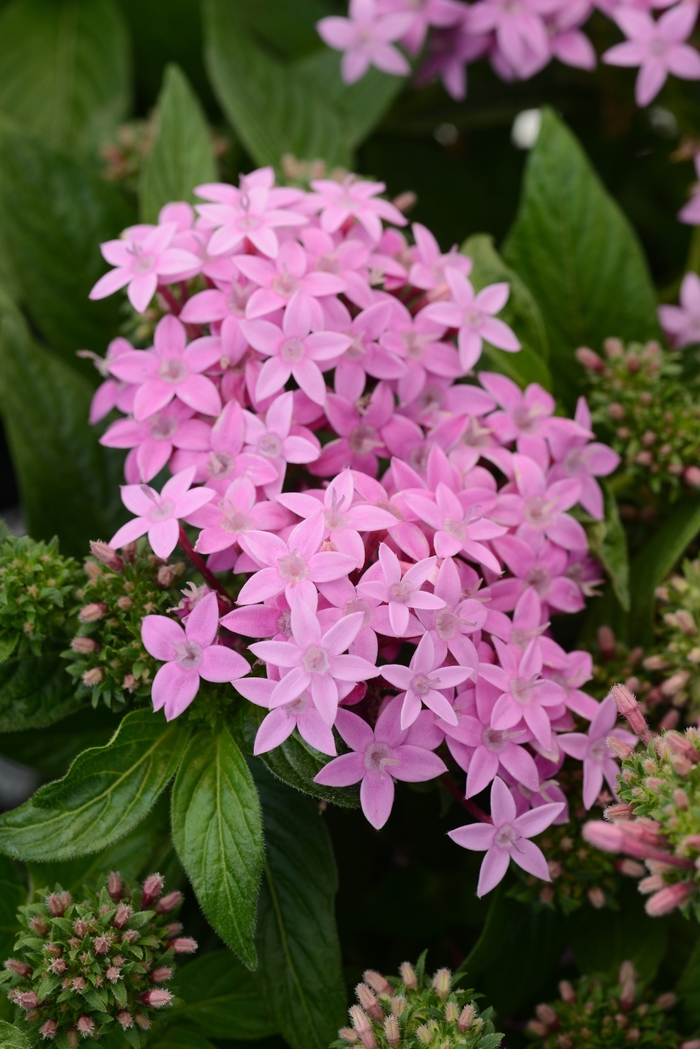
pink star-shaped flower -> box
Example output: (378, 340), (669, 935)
(110, 466), (215, 559)
(603, 3), (700, 106)
(89, 222), (200, 313)
(422, 270), (520, 372)
(558, 694), (637, 808)
(381, 630), (473, 728)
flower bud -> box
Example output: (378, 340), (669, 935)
(73, 919), (88, 939)
(150, 966), (173, 983)
(356, 983), (382, 1021)
(588, 886), (605, 908)
(140, 988), (173, 1008)
(168, 936), (197, 953)
(46, 892), (71, 917)
(645, 880), (695, 916)
(665, 732), (700, 764)
(5, 959), (32, 977)
(616, 859), (646, 877)
(106, 966), (122, 983)
(141, 873), (165, 909)
(77, 1015), (94, 1038)
(527, 1020), (549, 1037)
(384, 1015), (401, 1047)
(70, 636), (99, 654)
(685, 466), (700, 488)
(458, 1003), (475, 1031)
(90, 542), (124, 572)
(72, 977), (86, 991)
(155, 890), (183, 913)
(117, 1011), (133, 1030)
(399, 962), (417, 990)
(40, 1019), (58, 1039)
(363, 969), (392, 996)
(445, 1000), (459, 1023)
(609, 684), (654, 744)
(113, 904), (132, 929)
(82, 667), (104, 686)
(655, 992), (676, 1009)
(135, 1013), (151, 1030)
(93, 934), (111, 955)
(536, 1003), (558, 1026)
(107, 871), (123, 901)
(78, 602), (107, 623)
(604, 802), (633, 821)
(606, 737), (635, 760)
(391, 996), (406, 1017)
(620, 981), (636, 1011)
(30, 916), (49, 936)
(15, 991), (38, 1009)
(575, 347), (605, 372)
(49, 958), (67, 975)
(338, 1028), (359, 1043)
(598, 626), (617, 659)
(416, 1024), (432, 1045)
(432, 967), (451, 999)
(559, 981), (576, 1004)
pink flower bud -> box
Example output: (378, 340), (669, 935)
(588, 886), (605, 908)
(399, 962), (418, 990)
(46, 891), (71, 917)
(93, 935), (111, 955)
(606, 737), (635, 761)
(107, 872), (123, 901)
(575, 347), (605, 372)
(117, 1010), (133, 1030)
(70, 636), (99, 654)
(583, 821), (693, 868)
(645, 880), (696, 916)
(604, 802), (632, 821)
(639, 874), (665, 894)
(140, 873), (165, 909)
(598, 626), (617, 660)
(113, 904), (132, 929)
(616, 859), (646, 877)
(49, 958), (67, 975)
(155, 891), (183, 913)
(168, 936), (197, 953)
(609, 684), (654, 744)
(121, 929), (139, 944)
(350, 1006), (372, 1036)
(339, 1027), (359, 1043)
(680, 1041), (700, 1048)
(458, 1004), (475, 1031)
(90, 542), (124, 572)
(535, 1003), (557, 1026)
(135, 1013), (151, 1031)
(356, 983), (382, 1021)
(15, 991), (39, 1009)
(141, 988), (173, 1009)
(82, 667), (104, 686)
(655, 992), (676, 1009)
(78, 603), (107, 623)
(559, 981), (576, 1004)
(384, 1015), (400, 1047)
(72, 977), (86, 991)
(116, 595), (132, 610)
(4, 959), (32, 977)
(685, 466), (700, 488)
(67, 1027), (78, 1049)
(30, 916), (49, 936)
(665, 732), (700, 764)
(164, 922), (183, 938)
(106, 967), (122, 983)
(45, 944), (63, 958)
(150, 967), (173, 983)
(620, 980), (636, 1011)
(363, 970), (392, 996)
(40, 1018), (58, 1039)
(77, 1015), (94, 1038)
(73, 919), (88, 939)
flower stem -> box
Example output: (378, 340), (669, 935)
(177, 524), (231, 605)
(157, 284), (181, 316)
(441, 774), (493, 824)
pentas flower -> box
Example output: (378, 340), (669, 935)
(312, 381), (393, 476)
(142, 593), (250, 719)
(188, 477), (292, 555)
(314, 701), (447, 828)
(110, 467), (214, 559)
(449, 776), (565, 896)
(249, 601), (380, 725)
(234, 677), (337, 756)
(659, 271), (700, 348)
(317, 0), (413, 82)
(195, 184), (308, 258)
(493, 454), (586, 550)
(382, 630), (474, 727)
(547, 397), (620, 519)
(490, 535), (586, 615)
(358, 544), (444, 636)
(89, 222), (200, 313)
(603, 3), (700, 105)
(558, 694), (637, 808)
(100, 400), (211, 484)
(479, 637), (566, 749)
(234, 239), (346, 319)
(423, 270), (520, 372)
(417, 555), (487, 666)
(467, 0), (554, 78)
(404, 480), (506, 571)
(310, 174), (408, 242)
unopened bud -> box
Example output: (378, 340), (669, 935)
(168, 936), (197, 953)
(150, 966), (173, 983)
(164, 922), (183, 938)
(122, 673), (137, 691)
(107, 872), (123, 901)
(607, 736), (635, 760)
(73, 919), (88, 939)
(46, 892), (71, 917)
(113, 904), (132, 929)
(605, 802), (633, 821)
(117, 595), (132, 611)
(78, 602), (107, 623)
(528, 1020), (549, 1037)
(155, 891), (183, 913)
(598, 626), (617, 660)
(391, 996), (406, 1017)
(117, 1011), (133, 1030)
(605, 337), (624, 357)
(399, 962), (418, 990)
(444, 1001), (459, 1023)
(82, 667), (104, 686)
(384, 1015), (401, 1047)
(77, 1015), (94, 1038)
(536, 1003), (558, 1026)
(576, 347), (605, 372)
(646, 880), (696, 915)
(655, 992), (676, 1009)
(363, 970), (393, 996)
(610, 684), (654, 744)
(141, 988), (173, 1009)
(45, 944), (63, 958)
(643, 654), (669, 670)
(5, 959), (32, 977)
(662, 672), (690, 697)
(559, 980), (576, 1004)
(66, 1027), (78, 1049)
(70, 636), (99, 654)
(620, 981), (636, 1011)
(49, 958), (67, 975)
(90, 542), (124, 572)
(93, 934), (111, 955)
(40, 1019), (58, 1039)
(356, 983), (382, 1021)
(666, 732), (700, 764)
(135, 1013), (151, 1030)
(588, 886), (605, 908)
(620, 963), (637, 986)
(659, 710), (681, 731)
(15, 991), (39, 1009)
(616, 859), (646, 877)
(673, 754), (693, 777)
(432, 967), (451, 999)
(339, 1028), (359, 1043)
(141, 873), (165, 909)
(72, 977), (86, 991)
(686, 466), (700, 488)
(30, 916), (49, 936)
(416, 1024), (432, 1045)
(458, 1003), (475, 1031)
(105, 966), (121, 983)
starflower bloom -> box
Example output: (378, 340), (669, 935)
(479, 637), (566, 749)
(404, 480), (506, 571)
(314, 700), (447, 828)
(242, 291), (351, 405)
(234, 677), (337, 757)
(170, 400), (278, 492)
(195, 185), (308, 258)
(142, 592), (250, 720)
(422, 271), (520, 372)
(547, 398), (620, 519)
(85, 337), (137, 424)
(237, 515), (357, 606)
(381, 630), (473, 727)
(358, 544), (444, 636)
(380, 302), (460, 404)
(312, 380), (393, 477)
(407, 222), (472, 292)
(179, 277), (254, 364)
(108, 315), (223, 422)
(89, 222), (200, 313)
(379, 0), (464, 53)
(235, 239), (346, 319)
(414, 16), (491, 99)
(317, 0), (412, 83)
(659, 271), (700, 348)
(603, 3), (700, 106)
(558, 694), (637, 807)
(332, 300), (406, 391)
(493, 454), (586, 550)
(110, 466), (215, 559)
(241, 390), (321, 496)
(467, 0), (554, 78)
(448, 776), (565, 896)
(188, 477), (292, 555)
(249, 601), (380, 724)
(416, 555), (487, 666)
(309, 173), (408, 242)
(490, 535), (585, 614)
(101, 402), (212, 484)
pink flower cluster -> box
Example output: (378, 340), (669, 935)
(88, 166), (625, 895)
(316, 0), (700, 106)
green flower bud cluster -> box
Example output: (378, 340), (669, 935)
(0, 871), (195, 1049)
(63, 541), (187, 711)
(0, 532), (81, 659)
(577, 338), (700, 499)
(526, 963), (684, 1048)
(332, 957), (502, 1049)
(509, 764), (621, 914)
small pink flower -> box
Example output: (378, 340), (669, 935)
(547, 398), (620, 520)
(235, 239), (346, 319)
(448, 776), (564, 896)
(317, 0), (413, 83)
(189, 477), (292, 555)
(89, 222), (201, 313)
(196, 185), (308, 259)
(408, 221), (472, 292)
(558, 694), (637, 808)
(416, 555), (487, 666)
(603, 3), (700, 106)
(242, 391), (321, 494)
(490, 535), (585, 615)
(382, 630), (473, 727)
(479, 637), (566, 749)
(309, 173), (408, 243)
(493, 453), (586, 550)
(235, 677), (337, 756)
(110, 466), (215, 559)
(404, 480), (506, 571)
(659, 271), (700, 348)
(314, 700), (447, 828)
(100, 400), (209, 483)
(142, 592), (250, 720)
(358, 543), (444, 636)
(423, 270), (520, 372)
(312, 380), (394, 478)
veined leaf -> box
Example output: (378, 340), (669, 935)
(171, 727), (263, 970)
(0, 648), (84, 732)
(139, 64), (218, 223)
(253, 763), (345, 1049)
(585, 482), (630, 613)
(0, 709), (188, 861)
(0, 0), (130, 157)
(0, 855), (24, 964)
(0, 1021), (30, 1049)
(168, 951), (276, 1041)
(503, 108), (660, 408)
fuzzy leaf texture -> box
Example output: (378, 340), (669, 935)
(0, 1021), (30, 1049)
(0, 709), (188, 860)
(171, 726), (264, 970)
(253, 764), (346, 1049)
(0, 0), (130, 157)
(139, 63), (218, 223)
(503, 108), (660, 407)
(0, 295), (127, 554)
(168, 950), (276, 1041)
(0, 853), (24, 963)
(0, 650), (83, 733)
(586, 482), (630, 612)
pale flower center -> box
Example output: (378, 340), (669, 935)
(345, 335), (367, 361)
(284, 691), (311, 717)
(207, 451), (234, 478)
(219, 506), (253, 534)
(511, 675), (535, 705)
(277, 551), (309, 582)
(258, 433), (283, 457)
(512, 404), (541, 434)
(410, 672), (438, 697)
(131, 251), (156, 274)
(482, 727), (511, 753)
(277, 610), (292, 637)
(149, 413), (178, 441)
(435, 607), (458, 640)
(227, 283), (250, 315)
(280, 336), (306, 363)
(345, 596), (373, 627)
(402, 331), (428, 361)
(465, 307), (484, 327)
(649, 37), (669, 57)
(302, 645), (330, 675)
(148, 498), (174, 522)
(272, 270), (299, 297)
(173, 640), (202, 671)
(589, 738), (606, 761)
(494, 823), (519, 849)
(348, 423), (379, 457)
(388, 579), (413, 604)
(443, 515), (466, 541)
(158, 358), (188, 384)
(364, 741), (400, 774)
(523, 495), (556, 529)
(525, 565), (550, 596)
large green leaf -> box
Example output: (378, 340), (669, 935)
(0, 855), (24, 963)
(678, 938), (700, 1032)
(0, 648), (84, 732)
(203, 0), (400, 170)
(169, 951), (276, 1041)
(139, 64), (217, 223)
(0, 1021), (30, 1049)
(503, 108), (660, 407)
(0, 709), (188, 861)
(253, 764), (345, 1049)
(463, 232), (552, 391)
(150, 1032), (217, 1049)
(171, 726), (263, 970)
(0, 705), (121, 774)
(0, 126), (133, 361)
(0, 295), (126, 555)
(0, 0), (130, 157)
(568, 882), (667, 983)
(585, 482), (630, 613)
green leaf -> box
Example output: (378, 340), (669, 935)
(0, 636), (16, 663)
(0, 125), (134, 361)
(0, 706), (121, 775)
(0, 0), (130, 157)
(585, 482), (630, 612)
(569, 882), (667, 983)
(139, 64), (217, 224)
(253, 763), (345, 1049)
(678, 938), (700, 1032)
(168, 951), (276, 1041)
(203, 0), (400, 170)
(0, 1020), (31, 1049)
(0, 709), (188, 861)
(503, 108), (660, 407)
(226, 0), (330, 60)
(462, 234), (552, 391)
(0, 855), (24, 962)
(0, 294), (127, 555)
(0, 649), (84, 733)
(171, 726), (263, 970)
(150, 1032), (217, 1049)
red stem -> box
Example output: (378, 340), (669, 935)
(441, 774), (493, 824)
(157, 284), (181, 316)
(178, 524), (231, 605)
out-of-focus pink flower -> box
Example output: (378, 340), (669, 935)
(449, 776), (564, 896)
(547, 398), (620, 519)
(659, 271), (700, 347)
(558, 694), (637, 807)
(317, 0), (413, 83)
(309, 174), (408, 243)
(423, 270), (520, 372)
(89, 223), (200, 313)
(142, 593), (250, 720)
(603, 4), (700, 106)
